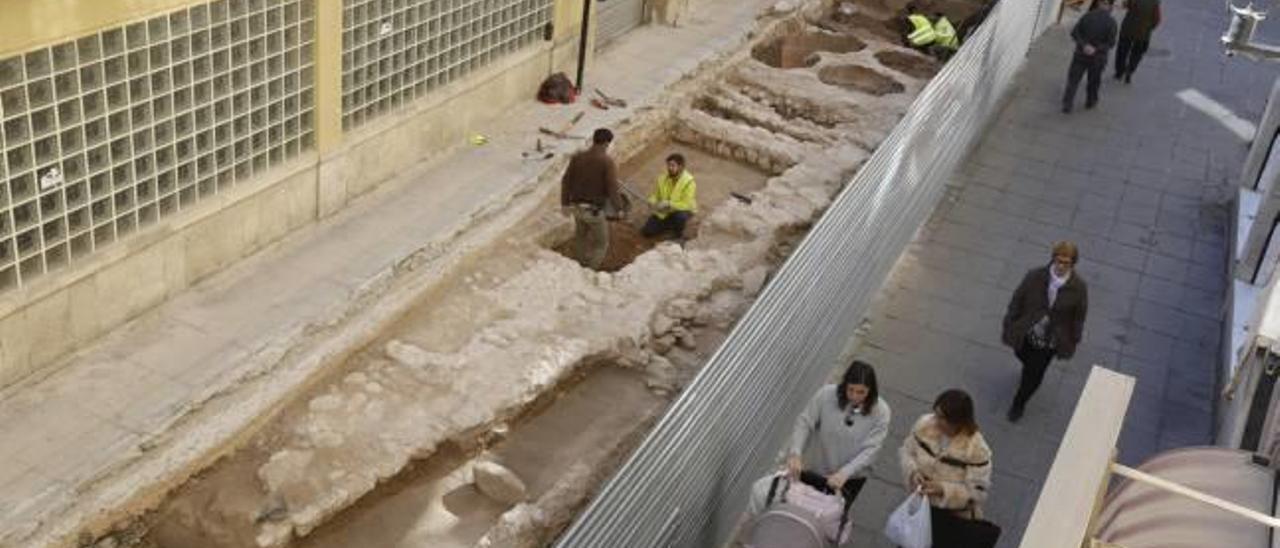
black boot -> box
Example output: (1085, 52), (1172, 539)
(1007, 403), (1025, 422)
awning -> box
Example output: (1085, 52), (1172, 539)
(1094, 447), (1275, 548)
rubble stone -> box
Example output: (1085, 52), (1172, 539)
(474, 460), (529, 505)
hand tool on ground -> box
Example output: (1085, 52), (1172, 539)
(538, 111), (586, 139)
(590, 97), (610, 110)
(618, 181), (648, 206)
(539, 127), (586, 139)
(730, 192), (753, 205)
(594, 88), (628, 108)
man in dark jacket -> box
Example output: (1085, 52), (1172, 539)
(1002, 241), (1089, 422)
(1062, 0), (1117, 113)
(560, 128), (626, 269)
(1113, 0), (1161, 83)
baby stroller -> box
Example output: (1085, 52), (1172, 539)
(744, 472), (854, 548)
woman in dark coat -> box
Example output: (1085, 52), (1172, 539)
(1002, 241), (1088, 422)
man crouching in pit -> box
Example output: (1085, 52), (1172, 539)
(642, 153), (697, 242)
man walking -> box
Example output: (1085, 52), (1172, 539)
(1001, 241), (1089, 422)
(1062, 0), (1117, 113)
(1113, 0), (1161, 83)
(560, 128), (626, 269)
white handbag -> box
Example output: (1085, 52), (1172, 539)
(884, 489), (932, 548)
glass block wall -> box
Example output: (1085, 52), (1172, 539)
(0, 0), (316, 293)
(341, 0), (552, 130)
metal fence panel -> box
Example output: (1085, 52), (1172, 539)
(555, 0), (1061, 545)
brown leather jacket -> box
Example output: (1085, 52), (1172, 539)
(560, 144), (624, 210)
(1001, 265), (1088, 358)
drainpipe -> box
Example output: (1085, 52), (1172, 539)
(576, 0), (593, 91)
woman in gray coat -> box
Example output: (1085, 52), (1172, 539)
(747, 360), (892, 514)
(1002, 241), (1088, 422)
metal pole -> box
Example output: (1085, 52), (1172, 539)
(576, 0), (592, 90)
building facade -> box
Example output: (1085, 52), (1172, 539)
(0, 0), (683, 388)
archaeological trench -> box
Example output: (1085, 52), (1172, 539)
(81, 1), (983, 547)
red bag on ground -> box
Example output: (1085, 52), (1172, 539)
(537, 72), (578, 104)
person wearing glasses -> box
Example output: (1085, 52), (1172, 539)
(1001, 240), (1089, 422)
(746, 359), (891, 517)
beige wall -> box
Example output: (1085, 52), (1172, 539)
(0, 0), (589, 389)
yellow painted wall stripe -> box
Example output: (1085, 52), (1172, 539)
(313, 0), (342, 154)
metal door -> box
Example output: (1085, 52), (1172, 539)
(595, 0), (646, 49)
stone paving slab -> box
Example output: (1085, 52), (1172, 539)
(842, 0), (1280, 546)
(0, 0), (782, 545)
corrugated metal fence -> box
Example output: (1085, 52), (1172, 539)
(555, 0), (1062, 545)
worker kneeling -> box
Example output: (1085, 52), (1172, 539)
(905, 4), (959, 59)
(642, 153), (697, 241)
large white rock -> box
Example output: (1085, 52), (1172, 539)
(474, 460), (528, 504)
(385, 339), (430, 368)
(741, 266), (769, 297)
(650, 313), (676, 336)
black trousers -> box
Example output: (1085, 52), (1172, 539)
(641, 211), (691, 239)
(1063, 52), (1105, 109)
(930, 506), (1002, 548)
(1113, 36), (1149, 76)
(1012, 339), (1055, 410)
(797, 470), (868, 503)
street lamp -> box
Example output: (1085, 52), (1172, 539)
(1223, 3), (1280, 59)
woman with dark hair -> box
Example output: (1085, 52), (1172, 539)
(899, 389), (996, 547)
(747, 360), (891, 516)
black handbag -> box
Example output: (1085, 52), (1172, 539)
(929, 505), (1002, 548)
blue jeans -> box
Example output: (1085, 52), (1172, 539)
(641, 211), (691, 239)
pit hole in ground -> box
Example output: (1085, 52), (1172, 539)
(751, 31), (867, 69)
(817, 64), (905, 95)
(298, 366), (664, 548)
(816, 12), (904, 43)
(874, 50), (940, 79)
(551, 139), (771, 272)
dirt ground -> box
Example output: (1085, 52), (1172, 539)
(116, 2), (960, 547)
(552, 140), (772, 272)
(296, 367), (662, 548)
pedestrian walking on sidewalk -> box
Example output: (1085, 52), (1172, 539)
(560, 128), (626, 269)
(1113, 0), (1161, 83)
(745, 360), (891, 516)
(899, 389), (1000, 547)
(1001, 241), (1089, 422)
(642, 153), (697, 242)
(1062, 0), (1117, 113)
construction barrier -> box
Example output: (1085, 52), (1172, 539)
(554, 0), (1063, 545)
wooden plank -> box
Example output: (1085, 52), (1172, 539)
(1020, 366), (1134, 548)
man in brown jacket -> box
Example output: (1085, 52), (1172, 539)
(560, 128), (626, 269)
(1113, 0), (1161, 83)
(1001, 241), (1088, 422)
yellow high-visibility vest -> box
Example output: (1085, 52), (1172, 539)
(934, 16), (959, 49)
(648, 170), (697, 219)
(907, 14), (937, 46)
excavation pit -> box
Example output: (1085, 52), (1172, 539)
(751, 31), (867, 69)
(817, 12), (904, 43)
(818, 64), (905, 96)
(551, 141), (771, 272)
(874, 50), (940, 79)
(297, 366), (663, 548)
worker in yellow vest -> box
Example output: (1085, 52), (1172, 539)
(932, 13), (960, 59)
(905, 4), (937, 48)
(642, 153), (697, 241)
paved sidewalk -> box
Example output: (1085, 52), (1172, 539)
(842, 1), (1280, 547)
(0, 1), (778, 545)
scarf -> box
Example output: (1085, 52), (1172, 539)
(1048, 267), (1070, 308)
